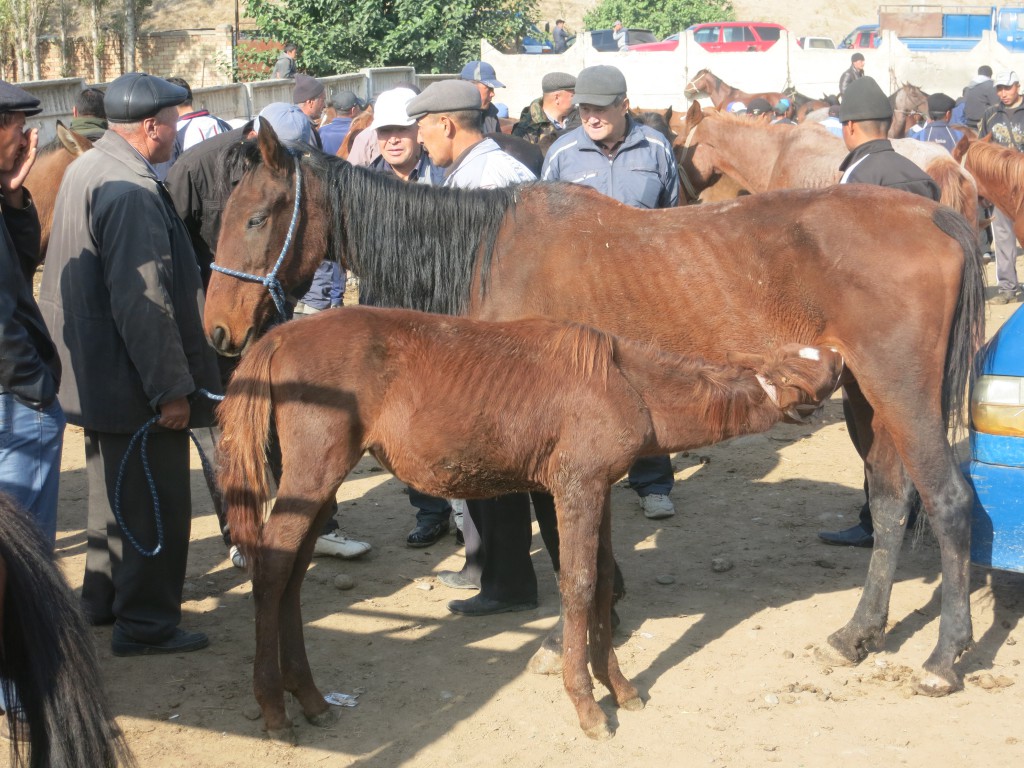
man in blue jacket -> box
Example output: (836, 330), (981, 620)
(542, 64), (679, 520)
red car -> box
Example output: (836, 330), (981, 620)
(690, 21), (787, 52)
(628, 32), (681, 52)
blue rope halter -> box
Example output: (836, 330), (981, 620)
(209, 155), (303, 319)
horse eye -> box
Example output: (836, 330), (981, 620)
(247, 213), (267, 229)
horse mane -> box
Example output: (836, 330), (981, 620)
(966, 140), (1024, 204)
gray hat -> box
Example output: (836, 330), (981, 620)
(0, 80), (41, 116)
(838, 76), (893, 122)
(405, 80), (482, 119)
(572, 65), (627, 107)
(747, 97), (772, 115)
(459, 61), (504, 88)
(542, 72), (576, 93)
(332, 90), (365, 111)
(292, 73), (324, 103)
(256, 102), (315, 146)
(104, 73), (187, 122)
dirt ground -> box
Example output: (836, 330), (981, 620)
(15, 263), (1024, 768)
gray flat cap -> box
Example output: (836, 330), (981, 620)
(406, 80), (482, 119)
(292, 73), (324, 103)
(0, 80), (41, 116)
(838, 76), (893, 122)
(542, 72), (576, 93)
(104, 73), (187, 122)
(572, 65), (627, 107)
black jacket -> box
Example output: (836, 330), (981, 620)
(839, 139), (941, 201)
(839, 66), (864, 97)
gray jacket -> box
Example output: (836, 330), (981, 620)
(38, 131), (220, 433)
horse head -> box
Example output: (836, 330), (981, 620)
(205, 122), (332, 356)
(675, 101), (720, 201)
(731, 344), (844, 423)
(683, 69), (713, 98)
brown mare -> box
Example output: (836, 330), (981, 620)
(953, 135), (1024, 241)
(676, 102), (980, 226)
(683, 68), (787, 111)
(24, 122), (93, 257)
(0, 494), (134, 766)
(206, 125), (984, 737)
(217, 306), (841, 740)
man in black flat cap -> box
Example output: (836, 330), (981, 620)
(39, 72), (221, 656)
(511, 71), (580, 146)
(818, 75), (935, 550)
(911, 92), (963, 153)
(293, 73), (326, 150)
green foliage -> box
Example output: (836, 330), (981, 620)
(583, 0), (735, 39)
(244, 0), (539, 77)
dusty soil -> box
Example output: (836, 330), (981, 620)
(14, 263), (1024, 768)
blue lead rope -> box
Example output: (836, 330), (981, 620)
(209, 155), (303, 320)
(114, 389), (225, 557)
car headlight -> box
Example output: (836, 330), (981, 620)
(972, 374), (1024, 437)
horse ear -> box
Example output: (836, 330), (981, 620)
(663, 106), (673, 122)
(951, 133), (970, 162)
(256, 119), (292, 174)
(56, 120), (92, 156)
(686, 100), (703, 124)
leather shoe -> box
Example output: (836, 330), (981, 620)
(447, 595), (537, 616)
(407, 519), (450, 548)
(818, 523), (874, 548)
(437, 570), (478, 590)
(111, 626), (210, 657)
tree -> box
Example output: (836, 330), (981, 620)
(243, 0), (539, 77)
(583, 0), (734, 40)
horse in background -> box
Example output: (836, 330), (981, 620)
(676, 102), (980, 227)
(335, 106), (374, 160)
(890, 83), (929, 139)
(0, 494), (134, 767)
(24, 122), (93, 259)
(683, 68), (787, 111)
(218, 305), (843, 740)
(953, 135), (1024, 241)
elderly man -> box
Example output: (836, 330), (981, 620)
(542, 65), (679, 519)
(459, 60), (504, 134)
(39, 73), (221, 656)
(511, 71), (580, 145)
(406, 80), (540, 615)
(293, 73), (326, 150)
(0, 80), (65, 545)
(817, 76), (936, 549)
(980, 70), (1024, 304)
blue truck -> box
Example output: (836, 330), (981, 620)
(841, 5), (1024, 51)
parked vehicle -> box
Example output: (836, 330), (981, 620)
(689, 21), (787, 52)
(589, 28), (657, 51)
(964, 304), (1024, 573)
(798, 35), (836, 49)
(842, 5), (1024, 52)
(520, 21), (574, 54)
(628, 32), (681, 52)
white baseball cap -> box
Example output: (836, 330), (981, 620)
(994, 70), (1019, 87)
(369, 87), (418, 131)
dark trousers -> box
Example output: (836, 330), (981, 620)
(409, 487), (452, 526)
(461, 492), (560, 603)
(627, 455), (674, 495)
(82, 429), (192, 642)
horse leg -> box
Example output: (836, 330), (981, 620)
(587, 496), (641, 712)
(555, 487), (611, 740)
(278, 499), (341, 727)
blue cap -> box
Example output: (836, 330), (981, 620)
(256, 102), (314, 146)
(459, 61), (504, 88)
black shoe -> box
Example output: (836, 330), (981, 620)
(406, 520), (450, 547)
(818, 523), (874, 548)
(111, 626), (210, 657)
(437, 570), (478, 590)
(455, 528), (465, 546)
(447, 595), (537, 616)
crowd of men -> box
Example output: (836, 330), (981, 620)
(0, 44), (1021, 727)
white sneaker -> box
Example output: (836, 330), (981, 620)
(639, 493), (676, 520)
(314, 531), (372, 559)
(229, 545), (246, 569)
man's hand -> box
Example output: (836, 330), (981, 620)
(157, 396), (190, 430)
(0, 127), (38, 207)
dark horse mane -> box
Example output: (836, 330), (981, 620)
(227, 140), (549, 315)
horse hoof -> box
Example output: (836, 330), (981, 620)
(583, 721), (614, 741)
(306, 705), (343, 728)
(915, 672), (958, 697)
(265, 725), (297, 745)
(620, 695), (644, 712)
(814, 642), (858, 668)
(527, 645), (562, 676)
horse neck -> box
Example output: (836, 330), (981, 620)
(702, 74), (734, 109)
(966, 145), (1024, 218)
(699, 119), (779, 192)
(614, 341), (779, 453)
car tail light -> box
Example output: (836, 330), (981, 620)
(972, 375), (1024, 436)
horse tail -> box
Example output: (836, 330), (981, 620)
(928, 158), (980, 233)
(933, 205), (986, 437)
(0, 494), (135, 768)
(216, 334), (279, 568)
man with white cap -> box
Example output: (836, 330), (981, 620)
(459, 60), (504, 134)
(367, 87), (443, 184)
(980, 70), (1024, 304)
(40, 73), (221, 656)
(542, 64), (679, 521)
